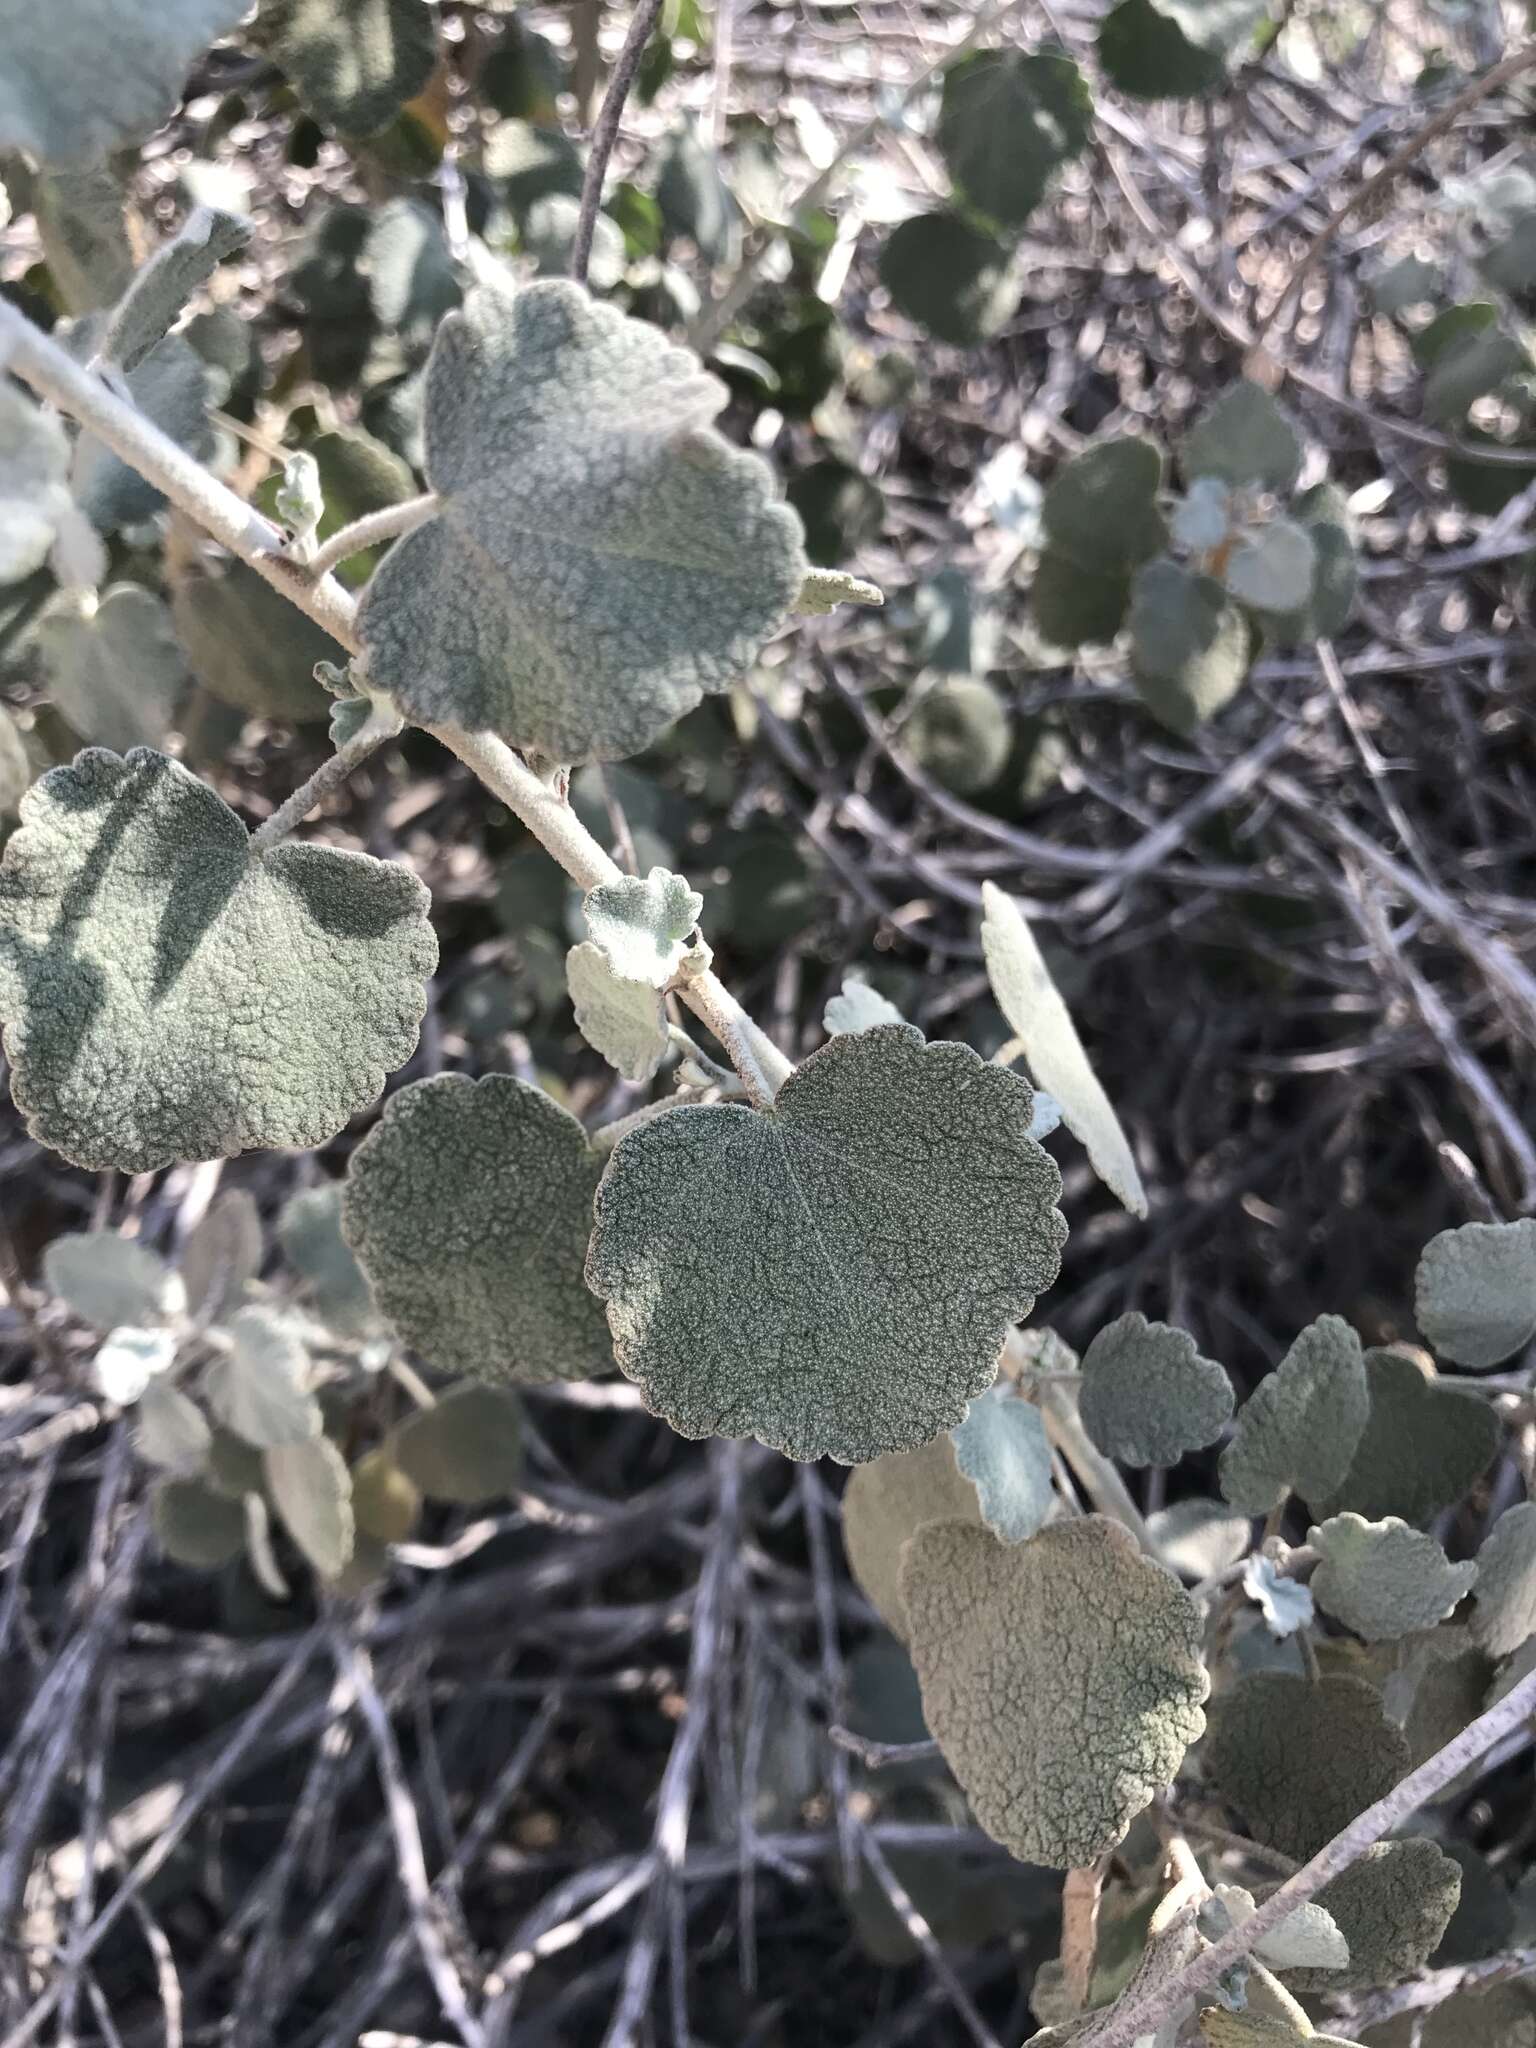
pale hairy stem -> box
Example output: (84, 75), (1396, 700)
(248, 710), (401, 854)
(691, 0), (1019, 352)
(303, 494), (440, 581)
(1060, 1856), (1109, 2012)
(1007, 1333), (1157, 1556)
(0, 296), (797, 1106)
(0, 300), (358, 649)
(1074, 1659), (1536, 2048)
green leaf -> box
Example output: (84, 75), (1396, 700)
(350, 1445), (420, 1542)
(205, 1305), (320, 1448)
(255, 428), (417, 587)
(1422, 1981), (1536, 2048)
(263, 1434), (354, 1577)
(1173, 475), (1236, 553)
(905, 678), (1012, 796)
(33, 165), (136, 314)
(583, 866), (702, 987)
(0, 710), (34, 818)
(950, 1384), (1054, 1543)
(1041, 438), (1166, 575)
(901, 1516), (1208, 1869)
(1212, 1884), (1349, 1975)
(1129, 558), (1249, 736)
(1423, 323), (1526, 426)
(1269, 483), (1356, 644)
(823, 976), (906, 1037)
(877, 212), (1018, 348)
(520, 193), (626, 292)
(785, 459), (884, 567)
(171, 558), (340, 722)
(357, 281), (805, 763)
(0, 749), (435, 1171)
(250, 0), (438, 137)
(1184, 382), (1303, 492)
(1313, 1349), (1499, 1526)
(152, 1475), (245, 1567)
(1309, 1514), (1477, 1641)
(43, 1231), (180, 1328)
(1415, 1218), (1536, 1369)
(1225, 519), (1317, 613)
(101, 206), (252, 372)
(390, 1382), (525, 1504)
(0, 0), (249, 164)
(980, 882), (1147, 1218)
(1270, 1840), (1462, 1992)
(1078, 1311), (1233, 1467)
(567, 941), (668, 1084)
(29, 586), (190, 751)
(480, 18), (564, 123)
(586, 1025), (1066, 1464)
(1218, 1316), (1370, 1515)
(1029, 551), (1131, 649)
(71, 335), (213, 534)
(136, 1377), (213, 1471)
(277, 1182), (378, 1338)
(842, 1434), (981, 1639)
(1206, 1671), (1409, 1861)
(342, 1073), (614, 1384)
(1471, 1502), (1536, 1658)
(937, 48), (1091, 229)
(361, 197), (461, 345)
(656, 116), (739, 264)
(180, 1188), (263, 1326)
(0, 385), (72, 586)
(1099, 0), (1226, 97)
(483, 118), (584, 221)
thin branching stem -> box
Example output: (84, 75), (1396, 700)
(248, 710), (401, 854)
(571, 0), (667, 289)
(303, 494), (439, 581)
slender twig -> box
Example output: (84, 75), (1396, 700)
(827, 1726), (941, 1770)
(571, 0), (667, 289)
(1249, 42), (1536, 354)
(1074, 1659), (1536, 2048)
(249, 709), (402, 854)
(1061, 1858), (1109, 2013)
(303, 495), (440, 581)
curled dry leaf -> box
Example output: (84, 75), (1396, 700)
(900, 1515), (1208, 1869)
(980, 882), (1147, 1218)
(586, 1025), (1066, 1464)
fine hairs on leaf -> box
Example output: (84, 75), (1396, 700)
(1077, 1311), (1234, 1468)
(583, 866), (704, 987)
(0, 750), (437, 1171)
(1307, 1514), (1477, 1642)
(1414, 1217), (1536, 1369)
(1310, 1348), (1499, 1526)
(949, 1383), (1055, 1543)
(567, 941), (669, 1083)
(900, 1515), (1208, 1869)
(585, 1024), (1067, 1464)
(357, 279), (807, 763)
(1218, 1316), (1370, 1516)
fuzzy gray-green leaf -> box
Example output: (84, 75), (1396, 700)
(1312, 1349), (1499, 1527)
(263, 1434), (354, 1578)
(0, 0), (249, 164)
(71, 335), (213, 533)
(137, 1377), (213, 1472)
(567, 941), (668, 1083)
(0, 748), (435, 1171)
(391, 1383), (525, 1504)
(44, 1231), (181, 1328)
(823, 976), (907, 1037)
(1309, 1514), (1477, 1642)
(29, 585), (190, 751)
(153, 1475), (245, 1567)
(181, 1189), (263, 1326)
(1078, 1311), (1233, 1467)
(937, 48), (1091, 229)
(583, 866), (703, 987)
(0, 384), (72, 585)
(205, 1306), (320, 1448)
(342, 1073), (614, 1385)
(586, 1025), (1066, 1465)
(1184, 382), (1303, 493)
(841, 1433), (981, 1640)
(102, 207), (252, 372)
(901, 1515), (1208, 1869)
(950, 1384), (1054, 1543)
(171, 558), (342, 723)
(1218, 1316), (1370, 1516)
(1471, 1502), (1536, 1658)
(277, 1182), (379, 1338)
(250, 0), (438, 138)
(1225, 520), (1317, 614)
(1267, 1839), (1462, 1992)
(1415, 1218), (1536, 1369)
(1129, 558), (1249, 736)
(357, 281), (805, 764)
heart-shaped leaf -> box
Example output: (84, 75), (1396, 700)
(29, 585), (190, 751)
(357, 280), (805, 764)
(1184, 382), (1303, 492)
(0, 748), (435, 1170)
(901, 1516), (1208, 1868)
(937, 49), (1091, 229)
(342, 1073), (615, 1384)
(586, 1025), (1066, 1464)
(1204, 1672), (1409, 1860)
(1218, 1316), (1369, 1515)
(1079, 1312), (1233, 1467)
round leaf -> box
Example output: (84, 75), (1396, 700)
(1267, 1839), (1462, 1992)
(1099, 0), (1226, 98)
(1218, 1316), (1370, 1516)
(567, 941), (668, 1084)
(391, 1382), (525, 1504)
(1312, 1349), (1499, 1527)
(586, 1025), (1067, 1465)
(29, 585), (190, 751)
(1472, 1502), (1536, 1658)
(0, 0), (249, 164)
(171, 558), (342, 722)
(0, 750), (435, 1171)
(582, 866), (702, 987)
(937, 49), (1091, 229)
(1184, 383), (1304, 493)
(901, 1516), (1208, 1869)
(152, 1475), (245, 1568)
(841, 1433), (981, 1640)
(950, 1384), (1054, 1543)
(980, 882), (1147, 1217)
(1415, 1218), (1536, 1369)
(137, 1377), (213, 1472)
(877, 212), (1018, 348)
(205, 1306), (320, 1448)
(342, 1073), (615, 1384)
(1225, 520), (1317, 614)
(357, 280), (805, 764)
(350, 1446), (421, 1543)
(43, 1231), (179, 1328)
(1078, 1311), (1233, 1467)
(1129, 558), (1250, 736)
(250, 0), (438, 137)
(1204, 1672), (1409, 1861)
(1041, 438), (1165, 575)
(906, 678), (1012, 796)
(1308, 1514), (1477, 1642)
